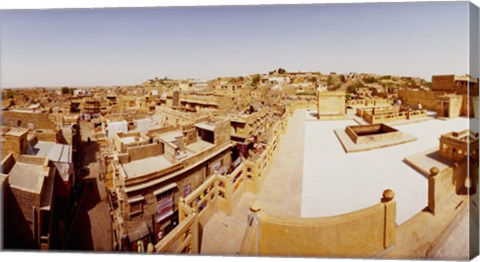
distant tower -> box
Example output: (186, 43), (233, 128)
(172, 90), (180, 109)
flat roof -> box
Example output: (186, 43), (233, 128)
(301, 110), (472, 224)
(195, 123), (215, 132)
(121, 155), (173, 178)
(157, 131), (184, 143)
(6, 128), (28, 137)
(186, 140), (214, 154)
(8, 162), (47, 194)
(33, 141), (72, 163)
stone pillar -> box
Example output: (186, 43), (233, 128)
(225, 173), (233, 216)
(147, 242), (154, 253)
(179, 197), (186, 222)
(381, 189), (396, 249)
(428, 166), (440, 214)
(248, 200), (262, 255)
(248, 200), (262, 228)
(191, 206), (199, 254)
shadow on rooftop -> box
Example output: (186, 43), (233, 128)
(76, 141), (100, 167)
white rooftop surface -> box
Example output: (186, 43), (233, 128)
(131, 116), (162, 133)
(301, 110), (472, 225)
(121, 155), (173, 178)
(33, 141), (72, 163)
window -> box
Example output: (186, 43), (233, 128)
(183, 184), (191, 198)
(129, 195), (144, 217)
(130, 202), (143, 217)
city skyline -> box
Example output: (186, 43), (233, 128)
(0, 2), (473, 88)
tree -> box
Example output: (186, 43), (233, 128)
(277, 68), (287, 74)
(327, 75), (334, 86)
(309, 76), (317, 83)
(252, 74), (261, 85)
(363, 76), (376, 84)
(61, 86), (70, 94)
(339, 74), (346, 83)
(347, 85), (357, 93)
(5, 89), (15, 99)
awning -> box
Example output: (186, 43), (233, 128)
(126, 220), (150, 242)
(128, 195), (145, 204)
(156, 210), (174, 223)
(153, 183), (177, 196)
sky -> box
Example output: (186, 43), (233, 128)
(0, 1), (474, 88)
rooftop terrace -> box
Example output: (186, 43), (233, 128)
(301, 110), (472, 224)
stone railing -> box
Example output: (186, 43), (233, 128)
(363, 109), (427, 124)
(156, 105), (290, 254)
(240, 190), (396, 257)
(156, 162), (246, 254)
(347, 99), (395, 108)
(179, 173), (218, 226)
(178, 161), (246, 223)
(244, 124), (282, 194)
(216, 162), (246, 215)
(155, 211), (199, 254)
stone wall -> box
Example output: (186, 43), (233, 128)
(1, 153), (16, 174)
(432, 75), (456, 93)
(2, 111), (56, 130)
(317, 92), (346, 120)
(241, 191), (396, 257)
(10, 187), (40, 226)
(31, 129), (58, 143)
(214, 119), (231, 146)
(127, 143), (164, 162)
(428, 162), (469, 214)
(397, 90), (438, 110)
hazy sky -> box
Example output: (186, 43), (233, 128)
(0, 2), (473, 87)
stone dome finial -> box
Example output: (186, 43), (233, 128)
(429, 166), (439, 176)
(382, 189), (395, 202)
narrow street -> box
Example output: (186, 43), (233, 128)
(65, 121), (112, 251)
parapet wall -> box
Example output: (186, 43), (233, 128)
(428, 162), (470, 214)
(31, 129), (58, 143)
(363, 109), (427, 124)
(241, 191), (396, 257)
(126, 143), (164, 162)
(1, 153), (16, 174)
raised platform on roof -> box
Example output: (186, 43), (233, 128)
(404, 148), (455, 177)
(334, 126), (417, 153)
